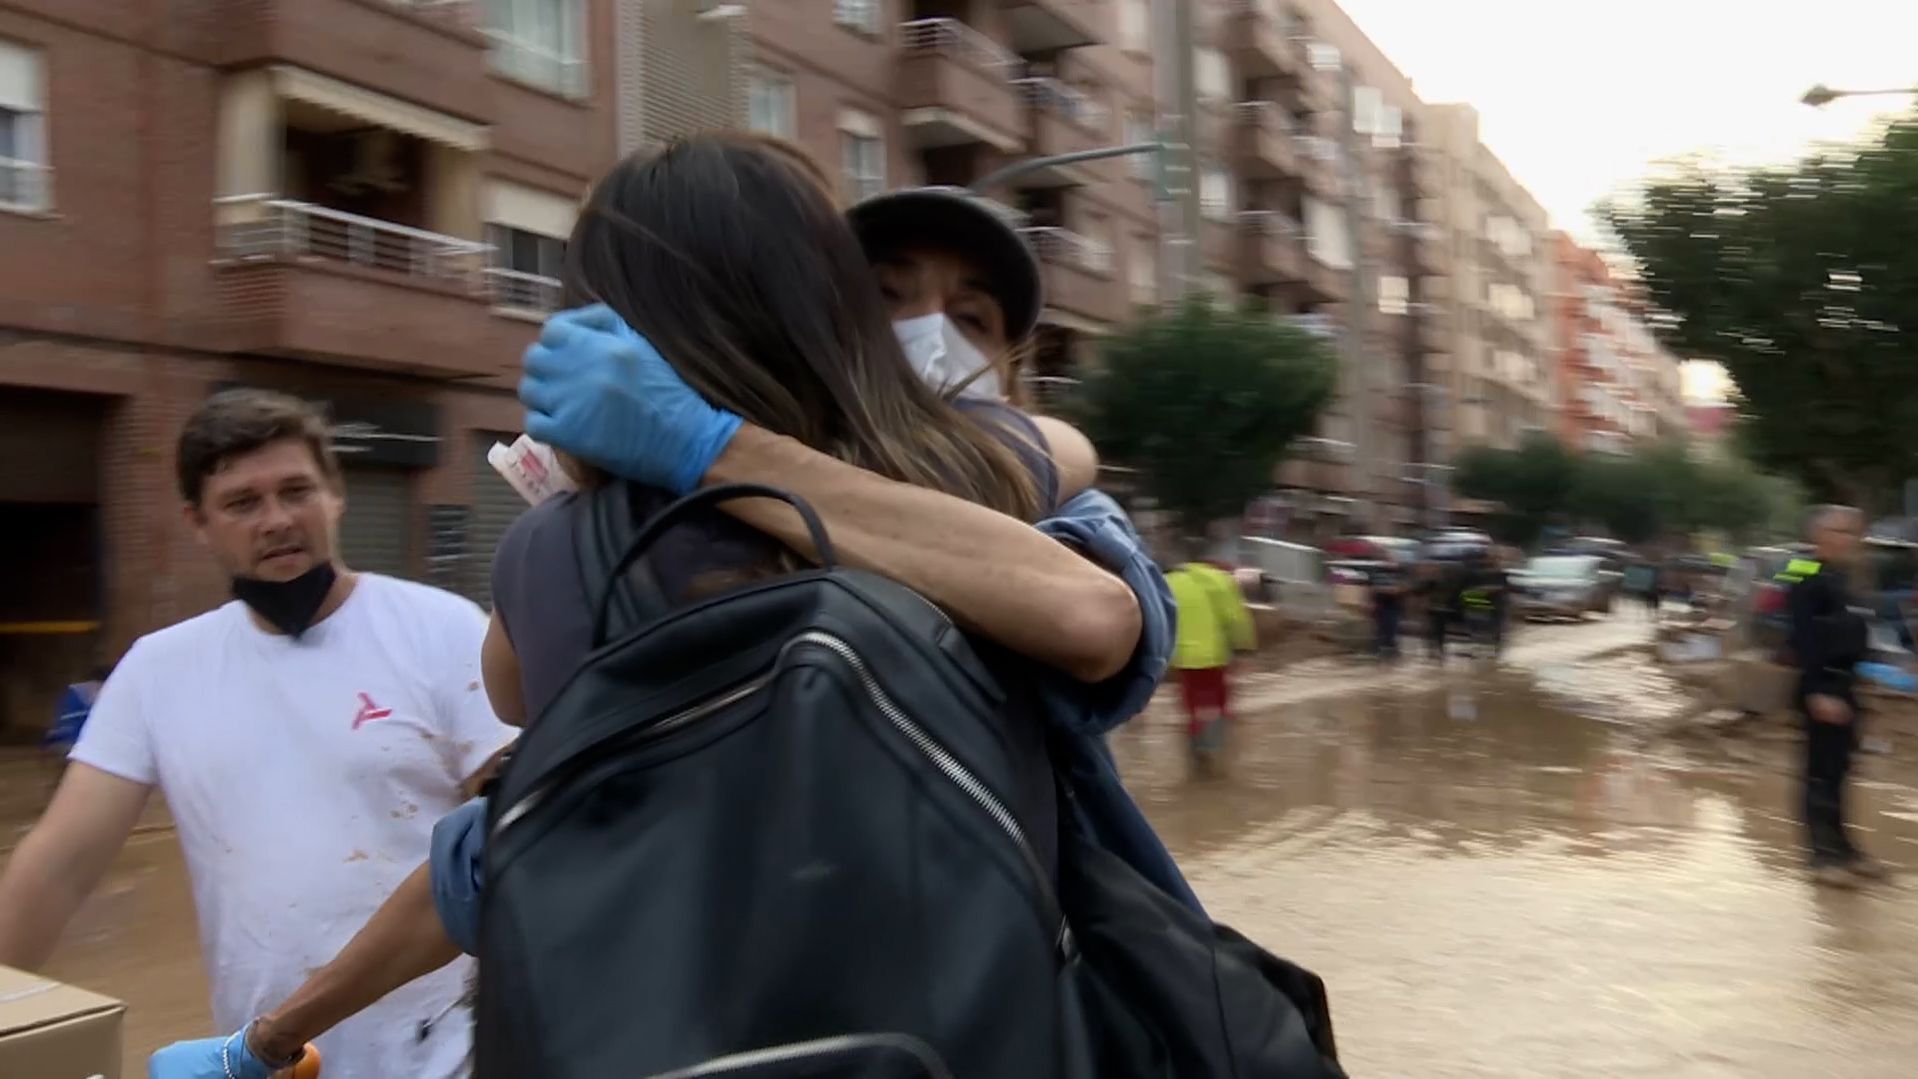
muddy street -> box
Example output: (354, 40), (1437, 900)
(13, 617), (1918, 1076)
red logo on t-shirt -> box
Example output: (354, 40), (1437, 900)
(352, 692), (394, 730)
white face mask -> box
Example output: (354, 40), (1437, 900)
(892, 312), (1002, 401)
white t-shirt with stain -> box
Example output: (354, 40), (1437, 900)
(72, 573), (518, 1079)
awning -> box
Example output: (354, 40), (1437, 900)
(1036, 308), (1113, 336)
(271, 65), (488, 152)
(483, 179), (580, 239)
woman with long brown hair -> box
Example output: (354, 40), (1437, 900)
(148, 132), (1145, 1078)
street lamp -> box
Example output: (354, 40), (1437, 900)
(1800, 83), (1918, 108)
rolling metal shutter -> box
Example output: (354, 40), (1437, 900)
(465, 434), (528, 607)
(340, 467), (413, 579)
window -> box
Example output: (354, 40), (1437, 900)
(1125, 111), (1156, 178)
(839, 110), (885, 201)
(1303, 195), (1351, 269)
(834, 0), (881, 34)
(748, 69), (795, 140)
(1351, 86), (1381, 138)
(1307, 41), (1341, 71)
(1119, 0), (1150, 51)
(1199, 163), (1232, 220)
(1378, 275), (1408, 316)
(1374, 105), (1402, 148)
(486, 224), (565, 279)
(1082, 216), (1113, 275)
(1374, 180), (1402, 223)
(1130, 233), (1156, 305)
(482, 0), (587, 97)
(0, 38), (48, 212)
(1195, 48), (1231, 102)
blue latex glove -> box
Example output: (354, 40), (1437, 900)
(148, 1028), (273, 1079)
(519, 304), (743, 495)
(1859, 661), (1918, 693)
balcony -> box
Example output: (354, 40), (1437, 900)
(899, 19), (1026, 154)
(1291, 133), (1340, 195)
(212, 195), (506, 377)
(1024, 374), (1085, 414)
(1016, 77), (1107, 184)
(1238, 209), (1304, 286)
(998, 0), (1104, 54)
(484, 267), (563, 317)
(211, 0), (492, 125)
(1223, 0), (1306, 79)
(1401, 142), (1442, 196)
(1022, 226), (1122, 325)
(1299, 248), (1349, 304)
(1390, 217), (1446, 274)
(1232, 101), (1301, 179)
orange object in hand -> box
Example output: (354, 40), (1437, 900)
(279, 1044), (321, 1079)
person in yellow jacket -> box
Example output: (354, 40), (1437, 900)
(1166, 555), (1257, 760)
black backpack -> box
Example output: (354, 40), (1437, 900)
(477, 483), (1343, 1078)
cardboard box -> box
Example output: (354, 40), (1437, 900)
(0, 965), (124, 1079)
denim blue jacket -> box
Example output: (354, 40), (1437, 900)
(430, 488), (1196, 953)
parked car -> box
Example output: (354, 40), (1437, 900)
(1511, 554), (1614, 620)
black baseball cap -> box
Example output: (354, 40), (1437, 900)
(847, 186), (1044, 345)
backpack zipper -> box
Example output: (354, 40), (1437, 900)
(645, 1032), (952, 1078)
(792, 631), (1070, 955)
(494, 672), (774, 836)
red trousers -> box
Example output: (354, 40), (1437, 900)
(1176, 666), (1231, 734)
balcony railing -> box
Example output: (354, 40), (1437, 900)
(1240, 208), (1302, 236)
(484, 267), (563, 312)
(1024, 374), (1084, 413)
(1233, 99), (1295, 134)
(214, 195), (489, 289)
(0, 156), (51, 212)
(1022, 225), (1112, 275)
(1015, 76), (1108, 131)
(1294, 134), (1340, 162)
(900, 17), (1019, 71)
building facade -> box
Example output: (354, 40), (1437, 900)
(1548, 230), (1687, 455)
(0, 0), (623, 734)
(0, 0), (1581, 731)
(1420, 104), (1552, 457)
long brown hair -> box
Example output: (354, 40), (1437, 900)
(561, 132), (1041, 521)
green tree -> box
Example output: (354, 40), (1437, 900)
(1077, 297), (1337, 535)
(1452, 431), (1581, 546)
(1576, 455), (1663, 545)
(1603, 112), (1918, 510)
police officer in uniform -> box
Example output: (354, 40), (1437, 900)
(1783, 505), (1888, 886)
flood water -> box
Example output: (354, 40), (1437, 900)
(12, 617), (1918, 1076)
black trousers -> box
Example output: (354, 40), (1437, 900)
(1801, 703), (1861, 865)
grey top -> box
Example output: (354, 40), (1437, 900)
(492, 401), (1059, 720)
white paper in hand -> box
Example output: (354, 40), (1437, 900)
(487, 436), (577, 505)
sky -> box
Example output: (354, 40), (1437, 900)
(1336, 0), (1918, 400)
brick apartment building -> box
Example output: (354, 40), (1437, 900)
(1420, 103), (1552, 455)
(1548, 231), (1686, 455)
(0, 0), (1573, 731)
(0, 0), (630, 734)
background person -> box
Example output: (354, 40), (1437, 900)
(1167, 547), (1256, 767)
(1, 389), (517, 1079)
(1788, 505), (1887, 887)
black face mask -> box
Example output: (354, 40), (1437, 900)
(232, 562), (339, 639)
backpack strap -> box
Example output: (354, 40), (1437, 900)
(574, 480), (672, 647)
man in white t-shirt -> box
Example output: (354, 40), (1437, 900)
(0, 388), (517, 1079)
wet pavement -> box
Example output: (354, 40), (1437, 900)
(12, 615), (1918, 1075)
